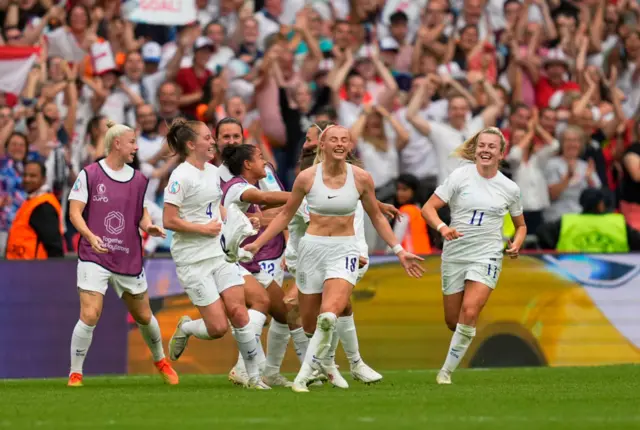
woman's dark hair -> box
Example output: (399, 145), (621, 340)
(299, 147), (317, 171)
(66, 4), (93, 28)
(166, 118), (202, 161)
(215, 116), (244, 140)
(397, 174), (419, 200)
(86, 115), (105, 143)
(221, 143), (257, 176)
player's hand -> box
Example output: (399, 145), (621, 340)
(249, 216), (261, 230)
(505, 239), (520, 259)
(89, 234), (108, 254)
(440, 226), (463, 241)
(358, 255), (368, 268)
(201, 220), (223, 237)
(379, 202), (402, 220)
(146, 225), (166, 238)
(398, 251), (425, 278)
(242, 242), (260, 256)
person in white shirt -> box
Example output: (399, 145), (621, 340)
(406, 75), (504, 186)
(161, 118), (270, 390)
(422, 126), (527, 385)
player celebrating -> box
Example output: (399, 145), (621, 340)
(220, 142), (309, 387)
(67, 121), (177, 387)
(243, 125), (425, 392)
(286, 146), (381, 385)
(421, 127), (526, 385)
(161, 118), (270, 389)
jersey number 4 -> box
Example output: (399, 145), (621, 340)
(206, 203), (213, 218)
(469, 210), (485, 226)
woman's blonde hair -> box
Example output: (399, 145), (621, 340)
(104, 120), (133, 156)
(452, 126), (507, 161)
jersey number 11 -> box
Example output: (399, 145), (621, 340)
(469, 210), (484, 226)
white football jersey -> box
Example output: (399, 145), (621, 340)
(435, 163), (523, 265)
(164, 162), (224, 265)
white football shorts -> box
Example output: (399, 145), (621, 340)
(175, 256), (245, 307)
(296, 234), (360, 294)
(77, 261), (147, 298)
(441, 260), (502, 295)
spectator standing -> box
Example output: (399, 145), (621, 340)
(5, 160), (63, 259)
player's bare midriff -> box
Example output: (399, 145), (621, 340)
(307, 213), (356, 237)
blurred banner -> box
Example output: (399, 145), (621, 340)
(130, 254), (640, 375)
(123, 0), (197, 26)
(0, 260), (128, 379)
(2, 254), (640, 379)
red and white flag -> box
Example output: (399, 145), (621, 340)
(0, 46), (40, 95)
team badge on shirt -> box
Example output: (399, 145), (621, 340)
(168, 181), (180, 194)
(72, 178), (81, 191)
(265, 169), (276, 184)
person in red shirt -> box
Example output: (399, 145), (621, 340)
(535, 50), (580, 109)
(176, 37), (214, 119)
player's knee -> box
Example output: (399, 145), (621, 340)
(460, 304), (479, 326)
(80, 307), (101, 326)
(205, 318), (228, 339)
(131, 309), (152, 325)
(250, 294), (270, 314)
(302, 318), (317, 334)
(226, 304), (249, 328)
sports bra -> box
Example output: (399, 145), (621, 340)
(307, 162), (360, 216)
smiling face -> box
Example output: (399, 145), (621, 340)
(188, 123), (215, 162)
(7, 134), (27, 162)
(245, 146), (267, 179)
(321, 126), (350, 162)
(23, 162), (45, 194)
(475, 132), (504, 168)
(216, 122), (243, 153)
(561, 129), (583, 159)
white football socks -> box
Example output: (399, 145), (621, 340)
(264, 320), (290, 376)
(337, 314), (361, 365)
(235, 309), (267, 372)
(233, 324), (260, 379)
(290, 327), (309, 363)
(69, 320), (95, 375)
(137, 315), (165, 362)
(181, 318), (213, 340)
(442, 323), (476, 373)
(322, 327), (340, 367)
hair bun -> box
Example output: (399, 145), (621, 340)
(170, 117), (188, 129)
(106, 120), (116, 129)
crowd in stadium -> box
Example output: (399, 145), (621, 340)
(2, 0), (640, 260)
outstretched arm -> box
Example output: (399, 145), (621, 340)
(245, 172), (310, 252)
(359, 169), (424, 277)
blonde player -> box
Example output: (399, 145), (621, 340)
(67, 121), (177, 387)
(287, 147), (381, 385)
(243, 125), (424, 392)
(162, 118), (269, 390)
(421, 127), (527, 384)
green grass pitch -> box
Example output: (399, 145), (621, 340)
(2, 366), (639, 430)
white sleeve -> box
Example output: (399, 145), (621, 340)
(434, 169), (459, 203)
(223, 182), (257, 207)
(139, 162), (155, 179)
(68, 170), (88, 203)
(298, 199), (310, 224)
(164, 172), (188, 207)
(509, 185), (524, 217)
